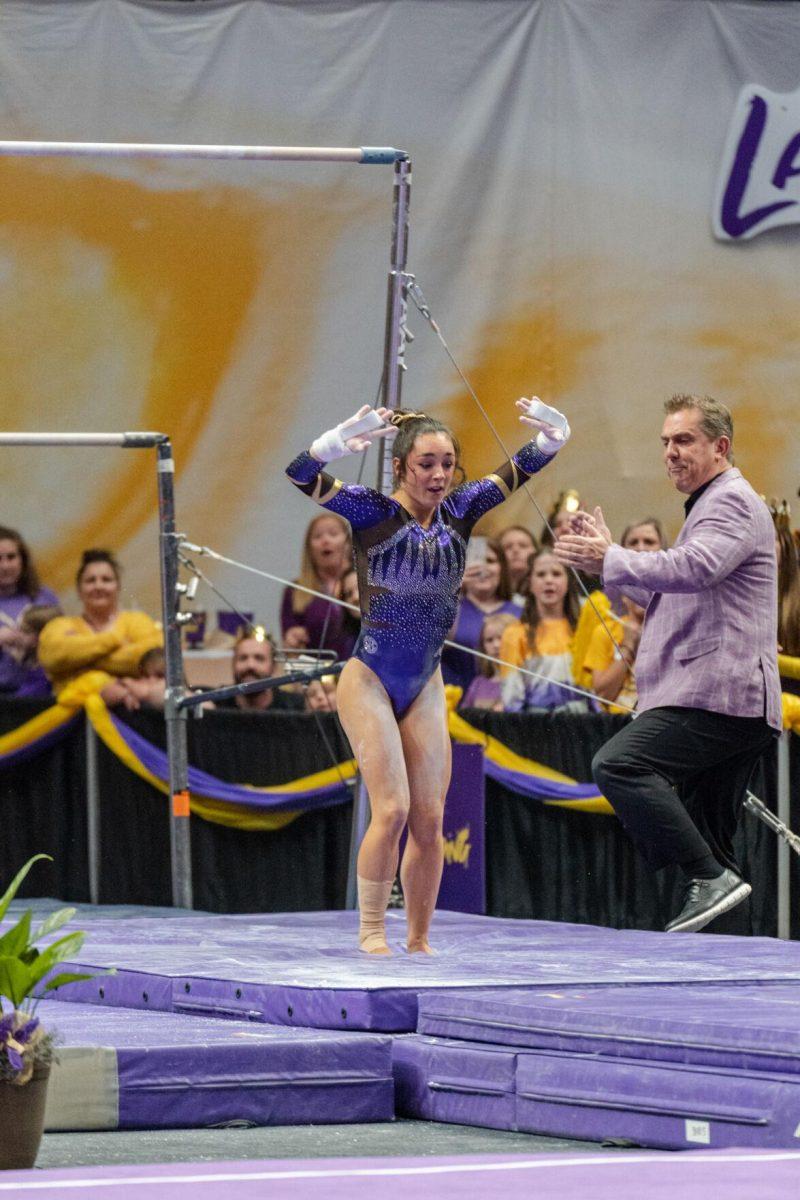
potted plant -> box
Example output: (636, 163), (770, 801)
(0, 854), (99, 1170)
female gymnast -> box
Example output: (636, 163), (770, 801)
(287, 397), (570, 954)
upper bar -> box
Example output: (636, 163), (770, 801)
(0, 140), (406, 165)
(0, 432), (167, 447)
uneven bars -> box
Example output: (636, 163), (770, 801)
(0, 432), (166, 447)
(0, 140), (405, 165)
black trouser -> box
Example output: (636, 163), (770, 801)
(592, 706), (776, 874)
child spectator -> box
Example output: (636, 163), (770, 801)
(459, 611), (518, 710)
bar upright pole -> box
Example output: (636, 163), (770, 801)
(378, 156), (412, 494)
(777, 730), (791, 941)
(156, 439), (193, 909)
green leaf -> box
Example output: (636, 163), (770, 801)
(0, 909), (32, 958)
(0, 855), (52, 923)
(34, 907), (77, 942)
(0, 956), (34, 1008)
(19, 930), (87, 992)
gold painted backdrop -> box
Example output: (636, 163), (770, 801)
(0, 0), (797, 627)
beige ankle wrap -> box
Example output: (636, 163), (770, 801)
(357, 876), (394, 954)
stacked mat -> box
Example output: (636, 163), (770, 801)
(394, 983), (800, 1149)
(39, 999), (394, 1131)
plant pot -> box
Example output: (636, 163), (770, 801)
(0, 1065), (51, 1170)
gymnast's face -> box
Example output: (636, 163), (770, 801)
(395, 432), (456, 509)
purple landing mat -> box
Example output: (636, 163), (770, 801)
(40, 909), (800, 1032)
(416, 983), (800, 1074)
(39, 999), (392, 1129)
(2, 1151), (799, 1200)
(394, 1034), (800, 1150)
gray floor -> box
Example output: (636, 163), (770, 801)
(37, 1121), (622, 1168)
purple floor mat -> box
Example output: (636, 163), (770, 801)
(39, 999), (393, 1130)
(3, 1151), (799, 1199)
(42, 909), (800, 1033)
(416, 983), (800, 1073)
(395, 1034), (800, 1149)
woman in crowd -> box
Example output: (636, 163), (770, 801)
(441, 537), (520, 692)
(775, 511), (800, 657)
(38, 549), (162, 697)
(498, 525), (538, 603)
(571, 515), (668, 698)
(500, 547), (584, 712)
(280, 512), (355, 659)
(0, 526), (59, 695)
(459, 610), (519, 710)
(287, 397), (568, 954)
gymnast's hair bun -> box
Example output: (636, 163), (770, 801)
(388, 409), (430, 427)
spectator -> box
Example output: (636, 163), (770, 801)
(583, 596), (644, 713)
(280, 513), (355, 659)
(775, 507), (800, 657)
(572, 516), (668, 693)
(214, 629), (303, 712)
(38, 549), (162, 697)
(540, 489), (581, 548)
(441, 537), (520, 691)
(499, 548), (584, 712)
(0, 526), (59, 695)
(459, 610), (518, 710)
(0, 603), (62, 700)
(304, 673), (339, 713)
(498, 525), (538, 603)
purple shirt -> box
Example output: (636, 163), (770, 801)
(0, 587), (59, 695)
(280, 588), (355, 661)
(442, 597), (521, 691)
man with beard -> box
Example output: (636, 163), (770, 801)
(215, 629), (304, 712)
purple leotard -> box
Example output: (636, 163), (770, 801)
(286, 442), (552, 716)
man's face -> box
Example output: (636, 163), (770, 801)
(233, 638), (273, 683)
(660, 409), (728, 495)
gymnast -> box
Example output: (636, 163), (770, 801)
(287, 398), (570, 954)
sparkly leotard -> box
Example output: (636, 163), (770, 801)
(286, 442), (552, 717)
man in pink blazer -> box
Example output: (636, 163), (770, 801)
(555, 394), (780, 933)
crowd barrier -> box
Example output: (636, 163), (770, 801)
(0, 697), (796, 938)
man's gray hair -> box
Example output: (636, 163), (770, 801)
(664, 394), (734, 463)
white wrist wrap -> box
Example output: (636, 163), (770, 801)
(310, 427), (351, 463)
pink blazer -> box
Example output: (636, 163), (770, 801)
(603, 468), (781, 730)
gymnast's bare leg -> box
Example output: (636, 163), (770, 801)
(399, 669), (451, 953)
(337, 657), (410, 955)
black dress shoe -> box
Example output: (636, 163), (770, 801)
(665, 869), (751, 933)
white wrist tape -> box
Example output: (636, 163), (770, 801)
(526, 398), (569, 435)
(309, 409), (386, 463)
(536, 429), (568, 455)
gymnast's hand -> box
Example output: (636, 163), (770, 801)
(310, 405), (397, 463)
(517, 396), (571, 455)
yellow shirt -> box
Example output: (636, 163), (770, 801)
(584, 617), (638, 714)
(38, 611), (163, 696)
(499, 617), (573, 673)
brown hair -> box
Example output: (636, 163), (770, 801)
(389, 409), (464, 490)
(0, 525), (41, 597)
(620, 517), (668, 550)
(477, 610), (519, 678)
(18, 603), (62, 636)
(664, 394), (734, 463)
(76, 548), (121, 587)
(520, 548), (581, 653)
(290, 512), (352, 616)
(776, 521), (800, 657)
(464, 537), (513, 603)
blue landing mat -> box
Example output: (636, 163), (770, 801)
(39, 999), (393, 1130)
(42, 909), (800, 1032)
(416, 982), (800, 1073)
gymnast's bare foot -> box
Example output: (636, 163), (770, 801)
(406, 937), (435, 955)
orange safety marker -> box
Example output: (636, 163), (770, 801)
(172, 790), (191, 817)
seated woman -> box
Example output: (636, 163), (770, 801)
(280, 513), (355, 660)
(775, 505), (800, 696)
(459, 610), (519, 710)
(38, 549), (162, 698)
(0, 525), (59, 695)
(499, 548), (584, 712)
(441, 537), (521, 692)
